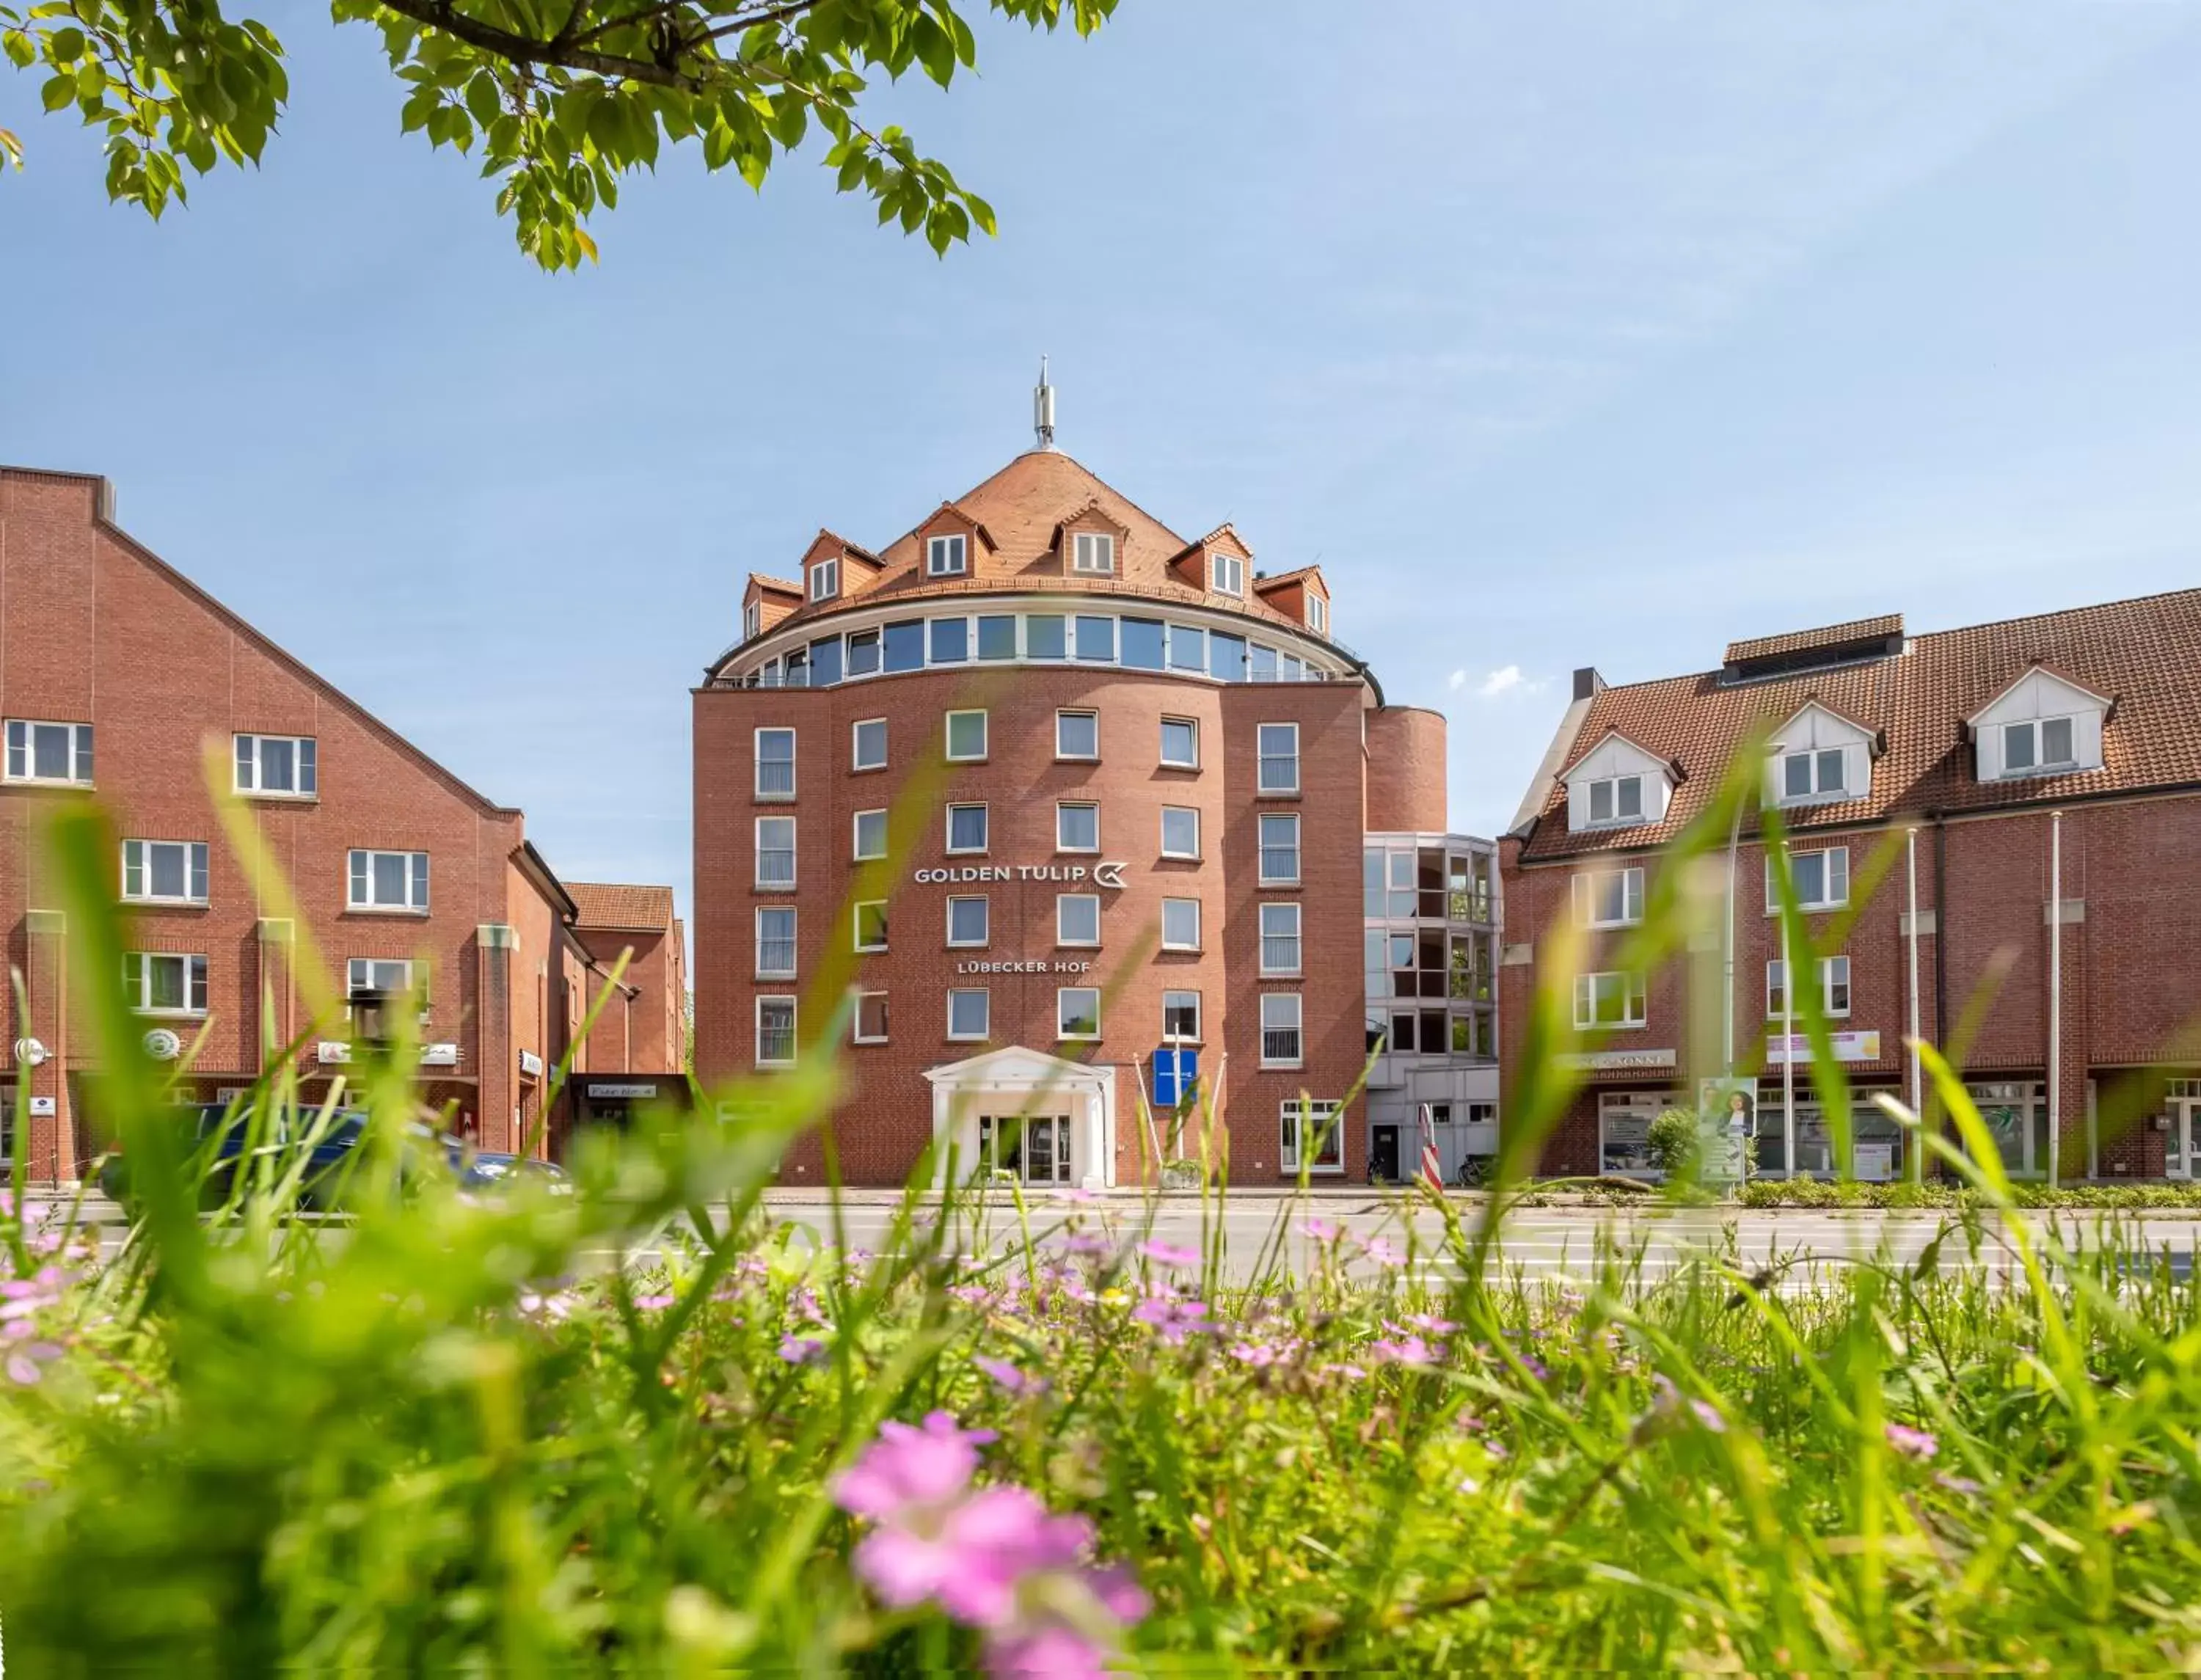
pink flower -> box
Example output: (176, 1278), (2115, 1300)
(632, 1293), (676, 1312)
(1886, 1422), (1938, 1461)
(834, 1412), (998, 1522)
(986, 1623), (1113, 1679)
(1401, 1313), (1458, 1334)
(1301, 1217), (1341, 1243)
(1131, 1297), (1210, 1343)
(4, 1340), (60, 1385)
(1370, 1335), (1440, 1367)
(778, 1335), (828, 1366)
(1319, 1362), (1368, 1381)
(1632, 1375), (1725, 1444)
(1227, 1341), (1280, 1367)
(976, 1356), (1045, 1395)
(1139, 1240), (1200, 1268)
(1360, 1237), (1407, 1268)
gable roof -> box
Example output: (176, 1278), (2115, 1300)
(1518, 586), (2201, 863)
(1963, 659), (2115, 726)
(1558, 726), (1679, 782)
(566, 881), (676, 932)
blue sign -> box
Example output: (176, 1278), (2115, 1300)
(1152, 1048), (1200, 1108)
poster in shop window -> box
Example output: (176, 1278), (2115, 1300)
(1697, 1078), (1754, 1182)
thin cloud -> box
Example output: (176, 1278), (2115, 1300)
(1480, 665), (1524, 697)
(1448, 668), (1468, 691)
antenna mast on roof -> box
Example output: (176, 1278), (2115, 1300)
(1034, 356), (1056, 451)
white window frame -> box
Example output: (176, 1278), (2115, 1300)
(755, 906), (797, 978)
(1258, 812), (1301, 885)
(1160, 896), (1201, 952)
(1055, 709), (1098, 761)
(347, 849), (429, 913)
(1777, 747), (1848, 805)
(1056, 893), (1100, 948)
(1572, 866), (1646, 929)
(1257, 723), (1300, 795)
(852, 808), (888, 862)
(1767, 954), (1852, 1019)
(122, 839), (210, 906)
(947, 987), (990, 1042)
(1766, 847), (1850, 913)
(853, 900), (888, 954)
(744, 600), (762, 640)
(946, 803), (988, 855)
(1572, 971), (1648, 1030)
(755, 816), (797, 889)
(1259, 902), (1302, 976)
(1160, 806), (1200, 860)
(233, 731), (315, 799)
(945, 709), (988, 763)
(1210, 551), (1244, 597)
(1159, 716), (1200, 769)
(345, 956), (428, 1020)
(1056, 986), (1101, 1040)
(809, 557), (839, 602)
(2002, 716), (2078, 778)
(851, 717), (888, 772)
(754, 727), (797, 800)
(946, 895), (989, 948)
(1260, 993), (1304, 1068)
(1162, 988), (1202, 1043)
(1307, 594), (1328, 635)
(2, 719), (93, 788)
(1070, 532), (1115, 575)
(123, 952), (208, 1017)
(1585, 774), (1645, 828)
(852, 989), (888, 1044)
(1280, 1098), (1343, 1174)
(756, 995), (797, 1067)
(1056, 801), (1100, 854)
(927, 533), (968, 577)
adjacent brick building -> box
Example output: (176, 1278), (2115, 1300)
(692, 430), (1481, 1188)
(0, 466), (677, 1179)
(1500, 591), (2201, 1182)
(567, 881), (690, 1128)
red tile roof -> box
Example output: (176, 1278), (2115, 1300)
(1725, 613), (1902, 665)
(1519, 587), (2201, 863)
(566, 881), (676, 931)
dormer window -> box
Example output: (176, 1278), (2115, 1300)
(1778, 748), (1847, 803)
(809, 557), (839, 602)
(927, 534), (968, 577)
(1211, 552), (1244, 597)
(1308, 594), (1328, 635)
(1071, 533), (1114, 576)
(744, 601), (761, 640)
(2001, 716), (2076, 777)
(1587, 775), (1643, 826)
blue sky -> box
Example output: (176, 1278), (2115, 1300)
(4, 1), (2200, 916)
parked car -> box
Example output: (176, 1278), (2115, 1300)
(98, 1105), (447, 1210)
(445, 1147), (572, 1195)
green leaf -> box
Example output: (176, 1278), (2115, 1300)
(40, 70), (73, 112)
(464, 69), (499, 128)
(46, 22), (80, 60)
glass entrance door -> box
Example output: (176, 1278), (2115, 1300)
(1967, 1082), (2047, 1179)
(978, 1115), (1073, 1186)
(2172, 1088), (2201, 1180)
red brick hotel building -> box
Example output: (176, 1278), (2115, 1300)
(1500, 591), (2201, 1182)
(693, 437), (1472, 1188)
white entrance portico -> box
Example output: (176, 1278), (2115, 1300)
(924, 1045), (1119, 1191)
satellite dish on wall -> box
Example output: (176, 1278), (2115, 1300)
(142, 1029), (183, 1062)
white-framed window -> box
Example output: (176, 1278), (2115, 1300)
(1210, 551), (1244, 597)
(945, 709), (988, 762)
(233, 732), (315, 798)
(1280, 1098), (1343, 1173)
(1767, 847), (1849, 913)
(1056, 709), (1098, 760)
(348, 850), (428, 913)
(346, 956), (417, 998)
(1307, 594), (1328, 636)
(1162, 989), (1202, 1042)
(1258, 812), (1301, 885)
(853, 808), (888, 862)
(809, 557), (840, 602)
(948, 987), (990, 1041)
(1057, 987), (1101, 1039)
(1056, 801), (1100, 853)
(852, 717), (888, 772)
(1159, 717), (1199, 769)
(1585, 775), (1643, 827)
(2, 719), (92, 787)
(1160, 806), (1200, 860)
(927, 533), (968, 577)
(1258, 723), (1299, 794)
(946, 803), (988, 854)
(1259, 902), (1302, 975)
(853, 900), (888, 953)
(1057, 894), (1100, 946)
(755, 907), (797, 977)
(755, 727), (796, 799)
(744, 601), (762, 640)
(123, 952), (208, 1016)
(1572, 971), (1647, 1029)
(756, 816), (797, 888)
(1767, 955), (1851, 1018)
(1160, 896), (1200, 951)
(756, 995), (797, 1066)
(853, 990), (888, 1043)
(1260, 993), (1304, 1067)
(2002, 716), (2076, 776)
(1778, 748), (1847, 804)
(1572, 866), (1645, 929)
(122, 839), (209, 905)
(946, 895), (989, 947)
(1070, 532), (1115, 575)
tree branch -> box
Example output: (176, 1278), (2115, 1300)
(568, 0), (821, 51)
(371, 0), (705, 89)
